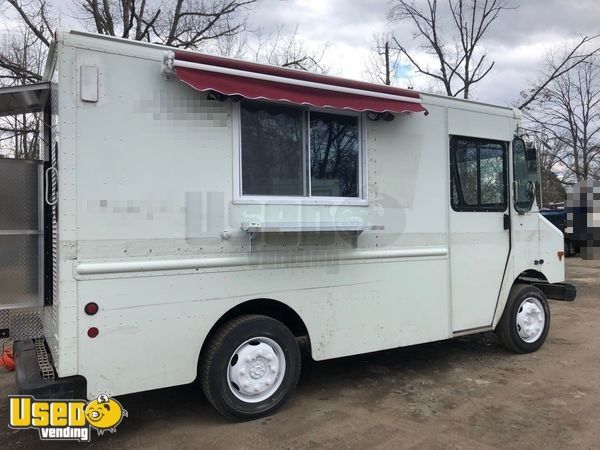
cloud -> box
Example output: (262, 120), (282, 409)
(251, 0), (600, 106)
(253, 0), (388, 47)
(486, 0), (600, 46)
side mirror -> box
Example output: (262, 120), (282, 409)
(513, 179), (536, 215)
(513, 137), (538, 214)
(526, 180), (536, 201)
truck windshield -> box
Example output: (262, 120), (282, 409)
(513, 137), (538, 212)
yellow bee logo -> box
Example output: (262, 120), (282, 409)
(84, 394), (127, 434)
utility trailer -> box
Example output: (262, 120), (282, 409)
(0, 30), (576, 420)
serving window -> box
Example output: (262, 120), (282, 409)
(235, 100), (366, 204)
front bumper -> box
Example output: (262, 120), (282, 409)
(532, 282), (577, 302)
(14, 339), (86, 399)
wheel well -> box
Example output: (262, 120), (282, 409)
(515, 269), (548, 284)
(199, 298), (309, 360)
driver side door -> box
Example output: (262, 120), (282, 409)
(449, 136), (511, 333)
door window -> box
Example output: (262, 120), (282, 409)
(451, 136), (507, 212)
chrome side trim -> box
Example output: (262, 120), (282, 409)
(76, 247), (449, 276)
(0, 230), (42, 235)
(452, 325), (494, 337)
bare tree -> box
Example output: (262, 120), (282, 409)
(364, 33), (402, 86)
(0, 0), (258, 158)
(1, 0), (54, 84)
(253, 25), (329, 73)
(2, 0), (257, 73)
(517, 35), (600, 110)
(522, 55), (600, 183)
(388, 0), (509, 98)
(76, 0), (161, 40)
(0, 3), (51, 158)
(387, 0), (600, 107)
(6, 0), (54, 47)
(75, 0), (256, 48)
(537, 140), (567, 205)
(210, 31), (248, 59)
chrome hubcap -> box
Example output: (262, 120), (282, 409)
(516, 297), (545, 343)
(227, 337), (285, 403)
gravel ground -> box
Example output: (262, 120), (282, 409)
(1, 257), (598, 449)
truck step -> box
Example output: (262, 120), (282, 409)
(33, 338), (55, 381)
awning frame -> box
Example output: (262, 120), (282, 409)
(164, 52), (420, 105)
(162, 51), (427, 114)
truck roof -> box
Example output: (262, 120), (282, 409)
(47, 28), (520, 119)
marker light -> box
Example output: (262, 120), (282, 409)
(87, 327), (99, 338)
(84, 302), (99, 315)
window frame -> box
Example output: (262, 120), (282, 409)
(512, 137), (537, 213)
(450, 135), (508, 213)
(232, 101), (369, 206)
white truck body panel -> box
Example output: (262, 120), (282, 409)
(39, 30), (565, 398)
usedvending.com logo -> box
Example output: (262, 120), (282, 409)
(8, 394), (127, 442)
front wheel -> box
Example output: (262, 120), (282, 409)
(495, 284), (550, 353)
(200, 315), (301, 420)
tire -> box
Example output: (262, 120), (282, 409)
(200, 314), (301, 421)
(495, 284), (550, 353)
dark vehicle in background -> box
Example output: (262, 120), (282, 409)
(540, 204), (578, 256)
(564, 180), (600, 259)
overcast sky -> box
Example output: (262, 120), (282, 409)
(250, 0), (600, 106)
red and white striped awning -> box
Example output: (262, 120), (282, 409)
(163, 51), (427, 115)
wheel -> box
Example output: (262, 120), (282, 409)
(495, 284), (550, 353)
(200, 314), (301, 421)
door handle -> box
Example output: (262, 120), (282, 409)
(45, 166), (58, 206)
(503, 213), (511, 230)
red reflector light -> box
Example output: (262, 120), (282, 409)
(84, 302), (98, 315)
(87, 327), (99, 338)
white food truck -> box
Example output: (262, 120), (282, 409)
(0, 30), (575, 420)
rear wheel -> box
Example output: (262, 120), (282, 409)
(200, 315), (301, 420)
(496, 284), (550, 353)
